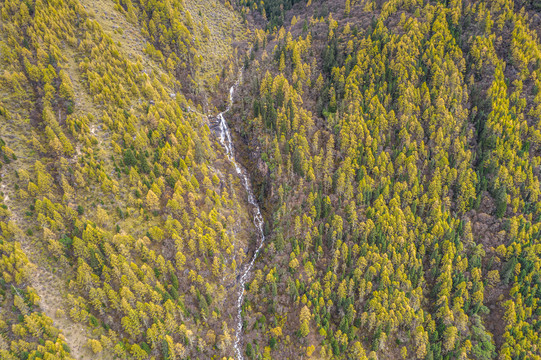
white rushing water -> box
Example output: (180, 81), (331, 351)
(216, 74), (266, 360)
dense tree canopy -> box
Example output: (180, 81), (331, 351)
(1, 0), (541, 359)
(231, 0), (541, 358)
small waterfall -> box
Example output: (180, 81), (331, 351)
(216, 73), (266, 360)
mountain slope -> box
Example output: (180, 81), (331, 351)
(2, 0), (541, 359)
(0, 0), (253, 359)
(229, 0), (541, 359)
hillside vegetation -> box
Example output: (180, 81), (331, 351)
(0, 0), (253, 359)
(231, 0), (541, 359)
(2, 0), (541, 359)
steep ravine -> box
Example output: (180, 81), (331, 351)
(215, 69), (267, 360)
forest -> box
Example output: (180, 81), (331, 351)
(0, 0), (541, 359)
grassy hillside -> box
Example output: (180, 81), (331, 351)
(0, 0), (252, 359)
(113, 0), (251, 107)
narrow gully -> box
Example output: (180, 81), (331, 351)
(216, 70), (266, 360)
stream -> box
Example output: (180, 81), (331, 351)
(216, 73), (266, 360)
